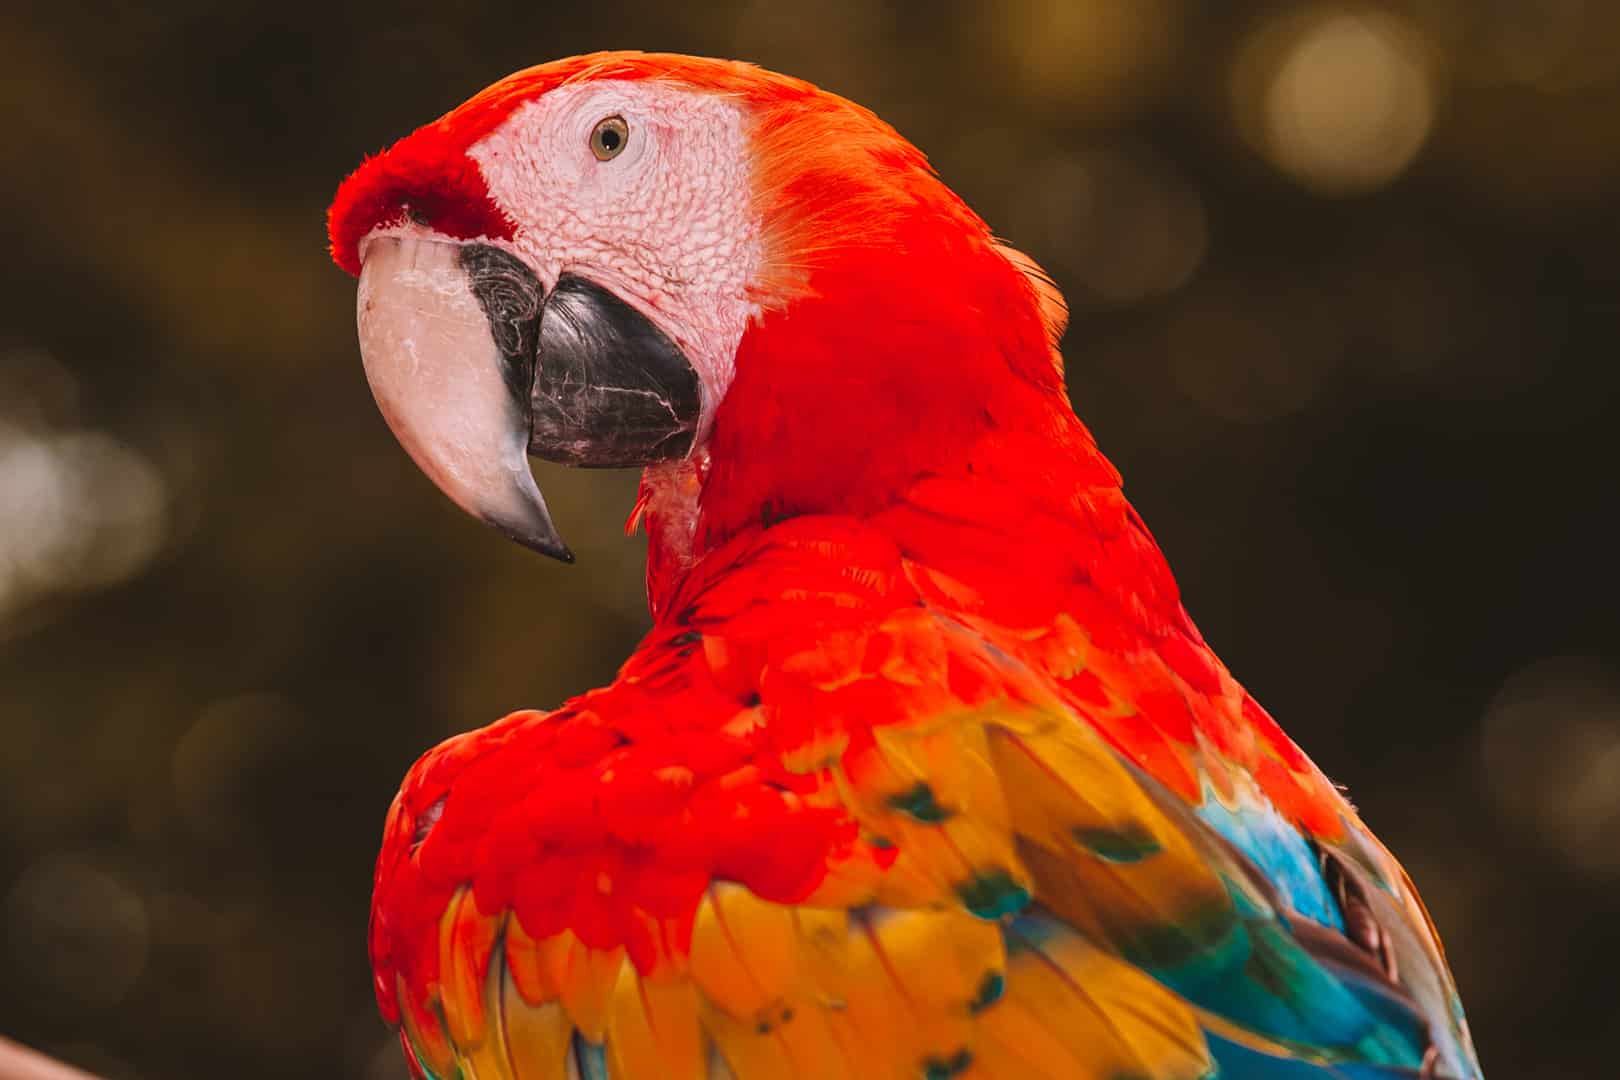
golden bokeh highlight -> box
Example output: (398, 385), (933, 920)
(1234, 7), (1437, 195)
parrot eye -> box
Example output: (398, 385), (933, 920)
(589, 115), (629, 161)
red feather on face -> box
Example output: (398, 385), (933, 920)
(333, 51), (1481, 1080)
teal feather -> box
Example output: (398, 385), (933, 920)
(570, 1035), (608, 1080)
(1195, 783), (1343, 932)
(1148, 881), (1426, 1070)
(1207, 1032), (1434, 1078)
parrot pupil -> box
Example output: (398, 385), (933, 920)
(591, 116), (628, 160)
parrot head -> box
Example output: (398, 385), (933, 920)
(329, 52), (1070, 567)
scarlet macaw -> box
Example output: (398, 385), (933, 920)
(328, 52), (1482, 1080)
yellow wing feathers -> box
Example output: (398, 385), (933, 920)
(415, 885), (1214, 1080)
(409, 681), (1228, 1079)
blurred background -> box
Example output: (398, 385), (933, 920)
(1, 1), (1617, 1076)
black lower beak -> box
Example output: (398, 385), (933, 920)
(357, 238), (701, 563)
(531, 275), (702, 467)
(462, 249), (701, 475)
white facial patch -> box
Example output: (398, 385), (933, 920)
(468, 81), (764, 441)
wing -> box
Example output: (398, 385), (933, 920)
(370, 516), (1480, 1080)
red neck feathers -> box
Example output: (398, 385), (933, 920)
(642, 183), (1181, 641)
(703, 209), (1073, 545)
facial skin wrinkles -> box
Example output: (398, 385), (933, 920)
(468, 81), (765, 441)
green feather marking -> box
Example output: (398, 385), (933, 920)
(922, 1048), (974, 1079)
(888, 782), (952, 823)
(956, 870), (1031, 919)
(969, 971), (1005, 1013)
(1073, 823), (1163, 863)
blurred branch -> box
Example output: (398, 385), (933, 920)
(0, 1039), (101, 1080)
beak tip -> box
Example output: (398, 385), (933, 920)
(484, 514), (576, 564)
(532, 542), (577, 564)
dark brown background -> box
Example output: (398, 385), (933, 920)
(2, 2), (1617, 1077)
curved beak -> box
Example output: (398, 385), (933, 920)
(355, 235), (700, 562)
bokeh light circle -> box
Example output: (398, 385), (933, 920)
(1235, 7), (1437, 195)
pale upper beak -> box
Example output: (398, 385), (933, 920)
(354, 233), (701, 561)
